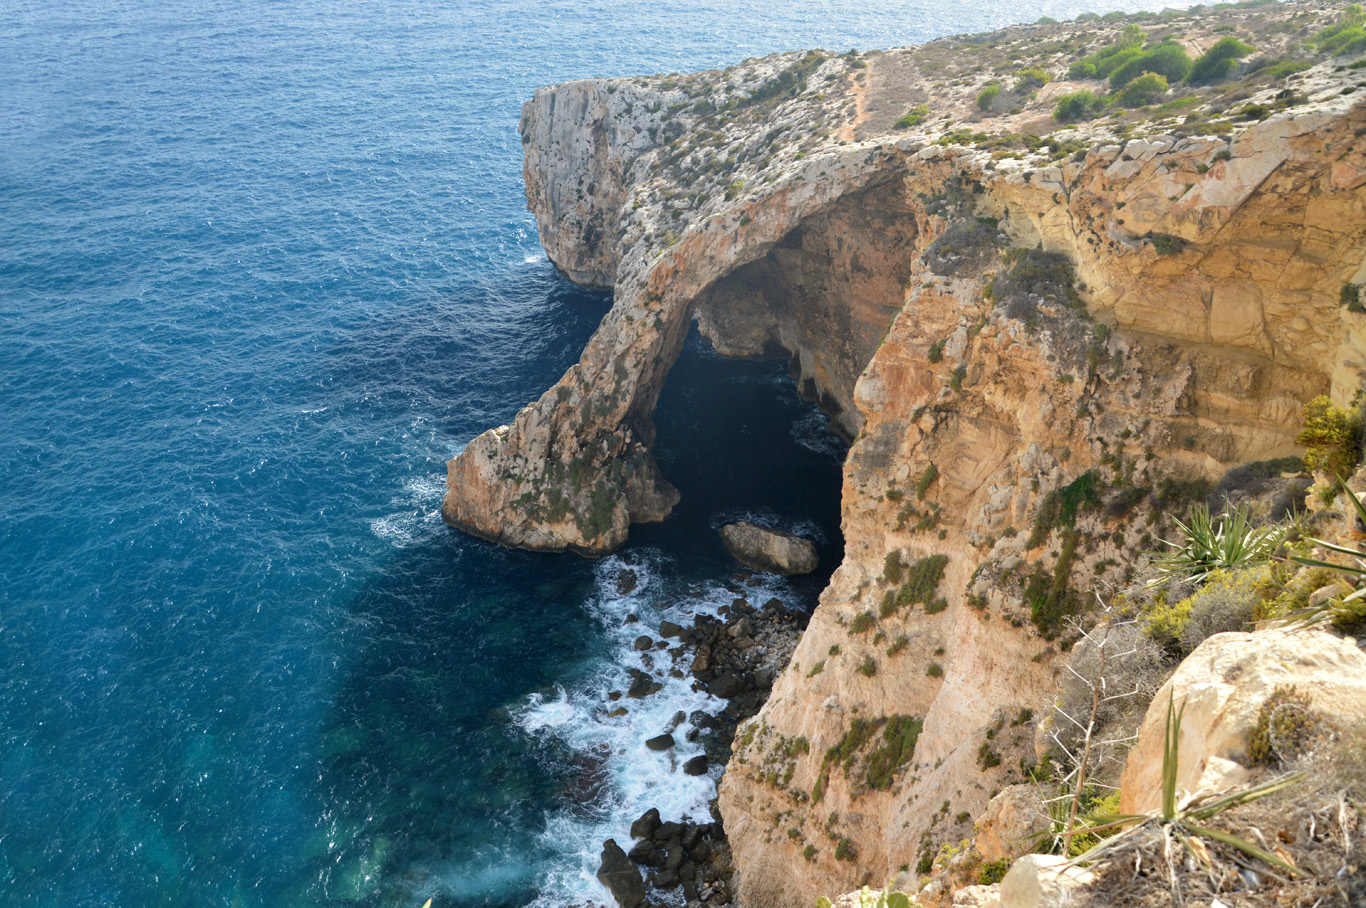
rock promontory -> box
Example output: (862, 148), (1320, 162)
(447, 2), (1366, 905)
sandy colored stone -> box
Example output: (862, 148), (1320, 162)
(721, 522), (819, 575)
(1120, 628), (1366, 815)
(975, 785), (1047, 864)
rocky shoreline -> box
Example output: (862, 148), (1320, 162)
(596, 570), (808, 908)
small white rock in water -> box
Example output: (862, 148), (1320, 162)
(719, 521), (818, 575)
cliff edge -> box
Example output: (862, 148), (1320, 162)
(445, 1), (1366, 904)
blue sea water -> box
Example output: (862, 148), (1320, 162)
(1, 0), (1184, 905)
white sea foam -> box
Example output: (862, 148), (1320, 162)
(369, 473), (448, 546)
(514, 551), (798, 907)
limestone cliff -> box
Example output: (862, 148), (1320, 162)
(445, 2), (1366, 904)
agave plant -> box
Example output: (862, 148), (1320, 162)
(1287, 478), (1366, 627)
(1150, 503), (1286, 587)
(1066, 695), (1303, 880)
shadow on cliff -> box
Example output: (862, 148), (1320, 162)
(300, 299), (848, 905)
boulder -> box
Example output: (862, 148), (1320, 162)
(1120, 627), (1366, 814)
(719, 522), (818, 575)
(682, 754), (708, 775)
(998, 854), (1093, 908)
(659, 620), (684, 638)
(646, 733), (675, 751)
(630, 807), (661, 840)
(975, 784), (1046, 863)
(597, 839), (645, 908)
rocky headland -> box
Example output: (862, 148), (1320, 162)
(445, 1), (1366, 905)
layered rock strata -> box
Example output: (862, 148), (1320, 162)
(445, 3), (1366, 906)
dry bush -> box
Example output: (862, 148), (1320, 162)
(1048, 622), (1169, 787)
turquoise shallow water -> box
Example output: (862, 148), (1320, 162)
(0, 0), (1183, 904)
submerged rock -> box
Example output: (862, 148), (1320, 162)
(719, 522), (818, 575)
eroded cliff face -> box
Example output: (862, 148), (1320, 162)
(446, 3), (1366, 904)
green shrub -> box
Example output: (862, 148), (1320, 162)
(1053, 89), (1106, 122)
(895, 103), (931, 129)
(950, 364), (967, 391)
(1298, 394), (1365, 477)
(976, 83), (1001, 111)
(977, 742), (1001, 769)
(1342, 283), (1364, 313)
(978, 859), (1011, 885)
(884, 549), (908, 584)
(1068, 24), (1146, 80)
(885, 554), (951, 616)
(916, 463), (940, 500)
(1109, 43), (1192, 89)
(1014, 66), (1052, 91)
(850, 611), (876, 634)
(1028, 471), (1101, 548)
(864, 715), (923, 789)
(926, 661), (943, 677)
(1144, 565), (1274, 654)
(1186, 36), (1254, 85)
(857, 656), (877, 677)
(1115, 71), (1168, 107)
(1312, 4), (1366, 55)
(927, 338), (946, 363)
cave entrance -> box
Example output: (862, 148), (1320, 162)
(691, 173), (923, 440)
(632, 323), (847, 596)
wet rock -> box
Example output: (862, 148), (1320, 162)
(648, 869), (679, 889)
(689, 840), (711, 862)
(626, 669), (653, 699)
(653, 821), (685, 842)
(634, 635), (654, 651)
(719, 522), (818, 575)
(645, 733), (675, 751)
(727, 617), (754, 639)
(608, 707), (629, 718)
(616, 569), (639, 596)
(683, 754), (709, 775)
(659, 620), (683, 638)
(664, 844), (685, 870)
(630, 808), (661, 840)
(708, 673), (744, 699)
(597, 839), (645, 908)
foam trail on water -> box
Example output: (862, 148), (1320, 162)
(515, 551), (797, 907)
